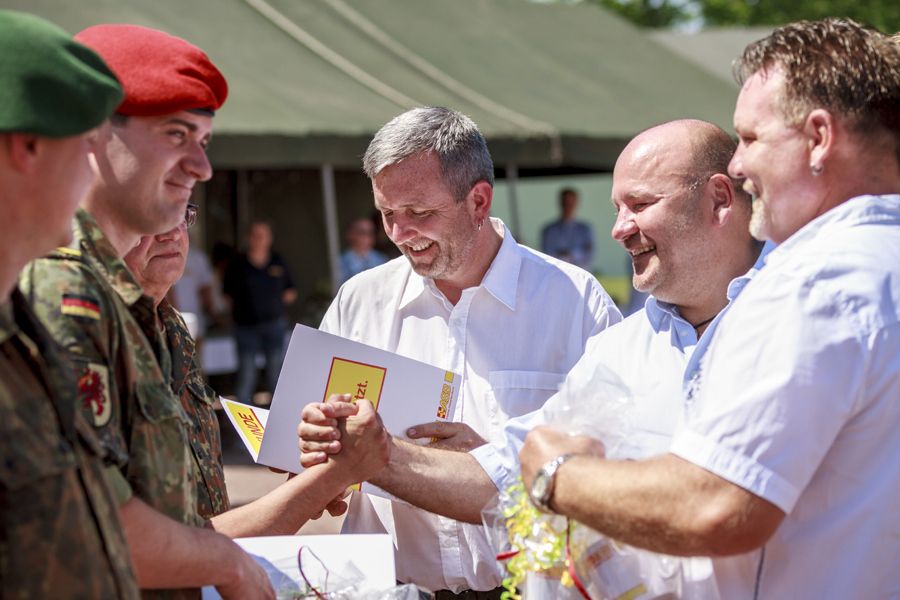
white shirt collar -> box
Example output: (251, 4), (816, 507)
(766, 194), (900, 269)
(398, 218), (521, 311)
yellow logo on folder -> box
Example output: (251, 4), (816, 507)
(225, 403), (265, 455)
(324, 357), (387, 409)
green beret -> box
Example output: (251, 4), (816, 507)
(0, 10), (123, 137)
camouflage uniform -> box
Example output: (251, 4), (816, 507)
(159, 301), (229, 518)
(20, 210), (202, 599)
(0, 290), (139, 599)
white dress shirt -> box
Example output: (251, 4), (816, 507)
(320, 219), (621, 592)
(671, 195), (900, 599)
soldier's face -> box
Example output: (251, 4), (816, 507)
(91, 111), (213, 238)
(123, 223), (188, 304)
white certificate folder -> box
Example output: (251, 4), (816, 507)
(257, 324), (460, 497)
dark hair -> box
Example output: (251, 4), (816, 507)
(558, 187), (578, 205)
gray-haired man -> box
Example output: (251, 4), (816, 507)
(310, 107), (621, 596)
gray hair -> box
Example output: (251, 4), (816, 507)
(363, 107), (495, 201)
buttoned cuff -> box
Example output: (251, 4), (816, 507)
(470, 444), (516, 494)
(670, 428), (799, 513)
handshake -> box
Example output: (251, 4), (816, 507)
(295, 393), (488, 515)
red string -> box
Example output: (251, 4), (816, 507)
(496, 550), (520, 561)
(566, 519), (593, 600)
(297, 546), (328, 599)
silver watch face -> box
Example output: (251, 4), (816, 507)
(531, 472), (550, 503)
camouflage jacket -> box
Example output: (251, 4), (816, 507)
(20, 210), (202, 599)
(159, 301), (229, 518)
(0, 290), (139, 599)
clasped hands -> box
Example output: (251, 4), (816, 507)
(297, 394), (489, 515)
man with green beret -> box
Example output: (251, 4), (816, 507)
(0, 9), (138, 598)
(19, 22), (275, 600)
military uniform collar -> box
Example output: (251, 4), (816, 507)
(158, 300), (196, 391)
(74, 209), (144, 306)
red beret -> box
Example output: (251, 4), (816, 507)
(74, 24), (227, 117)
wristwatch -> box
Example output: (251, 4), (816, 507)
(529, 453), (576, 513)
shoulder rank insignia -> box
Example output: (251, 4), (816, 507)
(78, 362), (112, 427)
(61, 293), (101, 320)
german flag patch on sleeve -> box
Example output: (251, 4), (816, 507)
(61, 294), (101, 320)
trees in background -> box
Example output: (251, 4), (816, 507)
(593, 0), (899, 32)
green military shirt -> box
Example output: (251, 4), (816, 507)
(20, 210), (202, 599)
(159, 301), (229, 519)
(0, 290), (139, 599)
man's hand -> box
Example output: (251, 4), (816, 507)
(324, 399), (390, 485)
(214, 542), (274, 600)
(406, 421), (487, 452)
(519, 426), (604, 491)
(297, 394), (358, 467)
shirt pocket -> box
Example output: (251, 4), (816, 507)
(487, 370), (565, 421)
(135, 381), (188, 424)
(184, 376), (216, 407)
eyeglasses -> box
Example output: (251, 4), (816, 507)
(185, 203), (198, 228)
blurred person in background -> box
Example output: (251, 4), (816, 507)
(339, 216), (387, 283)
(223, 220), (296, 406)
(540, 187), (595, 271)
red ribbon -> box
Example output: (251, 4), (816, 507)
(566, 519), (594, 600)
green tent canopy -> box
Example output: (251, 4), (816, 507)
(8, 0), (740, 170)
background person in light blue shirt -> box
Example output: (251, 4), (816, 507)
(338, 216), (387, 284)
(519, 18), (900, 599)
(540, 187), (595, 271)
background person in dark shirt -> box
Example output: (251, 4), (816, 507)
(223, 220), (296, 405)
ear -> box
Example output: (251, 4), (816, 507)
(803, 108), (835, 171)
(466, 180), (493, 220)
(5, 133), (41, 173)
(706, 173), (736, 226)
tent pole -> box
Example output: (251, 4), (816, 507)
(321, 164), (341, 294)
(236, 169), (250, 243)
(506, 163), (522, 239)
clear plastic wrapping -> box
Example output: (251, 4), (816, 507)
(482, 364), (688, 599)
